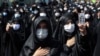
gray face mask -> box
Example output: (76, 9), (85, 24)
(36, 29), (48, 40)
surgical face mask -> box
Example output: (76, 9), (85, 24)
(80, 1), (85, 3)
(16, 4), (19, 7)
(84, 7), (87, 11)
(64, 7), (67, 11)
(14, 9), (17, 12)
(85, 14), (90, 19)
(64, 24), (75, 33)
(40, 13), (47, 16)
(14, 13), (21, 18)
(80, 6), (83, 9)
(30, 8), (32, 11)
(67, 10), (71, 13)
(12, 24), (20, 30)
(33, 10), (38, 14)
(36, 29), (48, 40)
(93, 10), (96, 12)
(59, 8), (63, 11)
(55, 12), (60, 17)
(37, 6), (40, 8)
(20, 9), (24, 13)
(2, 12), (7, 16)
(97, 7), (100, 11)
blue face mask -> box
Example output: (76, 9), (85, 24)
(36, 29), (48, 40)
(12, 24), (20, 30)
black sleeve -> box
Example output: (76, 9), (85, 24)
(19, 34), (39, 56)
(76, 32), (91, 56)
(47, 38), (62, 56)
(93, 22), (100, 56)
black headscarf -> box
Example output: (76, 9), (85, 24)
(52, 13), (91, 56)
(19, 16), (60, 56)
(53, 13), (78, 44)
(31, 16), (53, 43)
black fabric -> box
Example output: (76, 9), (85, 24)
(51, 13), (91, 56)
(2, 18), (26, 56)
(19, 16), (60, 56)
(93, 22), (100, 56)
(90, 18), (100, 54)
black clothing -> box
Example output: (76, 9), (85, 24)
(19, 16), (60, 56)
(51, 13), (91, 56)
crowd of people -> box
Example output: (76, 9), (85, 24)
(0, 0), (100, 56)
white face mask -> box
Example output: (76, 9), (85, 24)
(85, 14), (90, 19)
(64, 7), (67, 11)
(80, 6), (83, 9)
(30, 8), (32, 11)
(12, 24), (20, 30)
(14, 13), (21, 18)
(97, 7), (100, 10)
(36, 29), (48, 40)
(40, 13), (47, 16)
(37, 6), (40, 8)
(33, 10), (38, 14)
(64, 24), (75, 33)
(80, 1), (85, 3)
(3, 12), (7, 16)
(68, 10), (71, 13)
(16, 4), (19, 7)
(84, 7), (87, 11)
(59, 8), (63, 11)
(55, 12), (60, 17)
(20, 9), (24, 13)
(14, 9), (17, 12)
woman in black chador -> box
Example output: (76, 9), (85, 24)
(19, 16), (61, 56)
(3, 12), (26, 56)
(51, 13), (91, 56)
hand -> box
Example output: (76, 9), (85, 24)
(6, 23), (12, 32)
(66, 37), (75, 47)
(33, 47), (50, 56)
(85, 22), (89, 28)
(78, 23), (87, 36)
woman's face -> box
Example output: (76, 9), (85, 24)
(36, 21), (48, 40)
(64, 19), (75, 34)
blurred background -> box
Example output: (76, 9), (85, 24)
(0, 0), (99, 6)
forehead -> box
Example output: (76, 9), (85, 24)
(65, 19), (73, 24)
(38, 21), (47, 28)
(39, 22), (47, 25)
